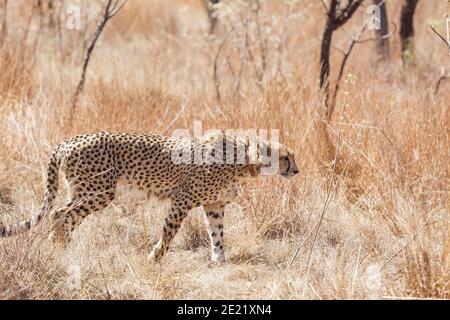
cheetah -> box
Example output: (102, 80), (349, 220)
(0, 132), (299, 263)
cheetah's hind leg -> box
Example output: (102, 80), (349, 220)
(48, 205), (71, 246)
(48, 189), (116, 247)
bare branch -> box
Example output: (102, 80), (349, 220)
(434, 67), (447, 96)
(329, 17), (396, 114)
(335, 0), (365, 29)
(379, 210), (436, 271)
(320, 0), (329, 12)
(355, 20), (397, 43)
(331, 44), (346, 55)
(213, 26), (236, 105)
(329, 19), (370, 119)
(253, 0), (267, 86)
(70, 0), (128, 122)
(430, 24), (450, 50)
(108, 0), (128, 18)
(318, 0), (364, 114)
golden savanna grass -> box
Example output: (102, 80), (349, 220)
(0, 0), (448, 299)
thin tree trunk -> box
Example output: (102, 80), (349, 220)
(319, 0), (364, 113)
(319, 0), (338, 110)
(372, 0), (390, 62)
(400, 0), (420, 67)
(316, 0), (364, 166)
(319, 21), (334, 110)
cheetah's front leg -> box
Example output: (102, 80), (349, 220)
(148, 200), (190, 263)
(204, 205), (226, 263)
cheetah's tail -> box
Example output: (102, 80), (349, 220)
(0, 145), (62, 238)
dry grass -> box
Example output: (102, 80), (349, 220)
(0, 0), (448, 300)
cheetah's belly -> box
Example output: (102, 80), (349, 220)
(116, 176), (149, 201)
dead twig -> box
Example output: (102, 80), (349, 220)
(302, 81), (362, 294)
(429, 20), (450, 96)
(328, 19), (396, 120)
(234, 20), (248, 101)
(378, 211), (436, 271)
(354, 20), (397, 44)
(253, 0), (268, 87)
(328, 20), (370, 120)
(213, 26), (235, 105)
(430, 24), (450, 50)
(285, 78), (362, 279)
(320, 0), (328, 12)
(319, 0), (364, 117)
(70, 0), (128, 122)
(434, 67), (448, 96)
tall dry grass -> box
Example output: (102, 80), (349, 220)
(0, 0), (448, 299)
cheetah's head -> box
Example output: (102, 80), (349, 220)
(277, 145), (299, 179)
(247, 141), (299, 178)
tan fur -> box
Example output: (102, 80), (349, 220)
(0, 132), (299, 263)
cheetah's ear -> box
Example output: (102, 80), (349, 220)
(248, 164), (260, 177)
(245, 139), (262, 177)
